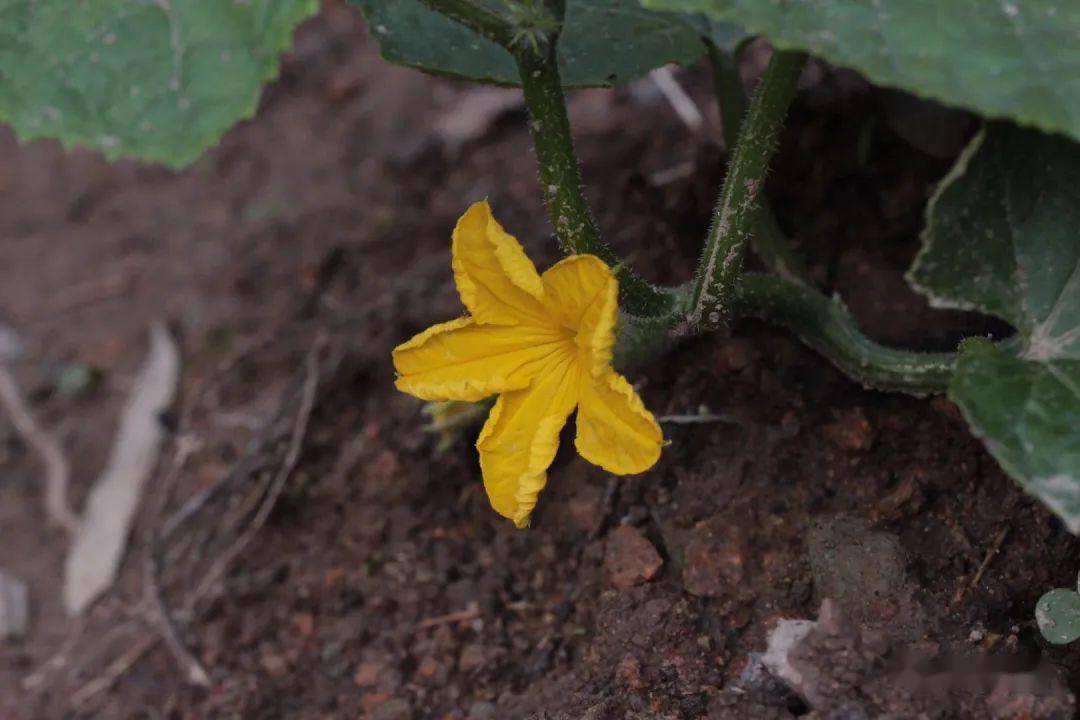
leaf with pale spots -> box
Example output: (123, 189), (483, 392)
(910, 124), (1080, 532)
(0, 0), (318, 167)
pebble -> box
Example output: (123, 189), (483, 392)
(604, 525), (663, 589)
(822, 407), (876, 451)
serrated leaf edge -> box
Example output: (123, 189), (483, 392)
(4, 0), (320, 169)
(905, 126), (987, 313)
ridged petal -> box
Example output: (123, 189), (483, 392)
(541, 255), (618, 377)
(477, 352), (580, 528)
(393, 317), (567, 402)
(575, 370), (662, 475)
(452, 200), (549, 326)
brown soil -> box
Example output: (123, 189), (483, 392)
(2, 4), (1079, 719)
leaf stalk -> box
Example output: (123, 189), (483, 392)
(733, 273), (956, 394)
(512, 42), (675, 317)
(690, 50), (807, 330)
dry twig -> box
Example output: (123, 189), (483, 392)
(0, 364), (77, 532)
(952, 527), (1009, 606)
(67, 332), (328, 709)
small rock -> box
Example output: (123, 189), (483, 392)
(292, 611), (314, 638)
(415, 655), (447, 684)
(604, 525), (663, 589)
(682, 517), (746, 598)
(566, 481), (605, 535)
(761, 618), (817, 701)
(822, 407), (876, 451)
(259, 649), (290, 678)
(871, 475), (923, 521)
(354, 661), (386, 688)
(0, 570), (29, 639)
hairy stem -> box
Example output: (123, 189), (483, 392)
(708, 43), (811, 286)
(514, 46), (675, 317)
(690, 50), (806, 330)
(733, 273), (955, 394)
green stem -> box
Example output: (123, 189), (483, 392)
(733, 273), (955, 394)
(708, 43), (812, 286)
(416, 0), (515, 46)
(690, 50), (806, 330)
(514, 46), (674, 318)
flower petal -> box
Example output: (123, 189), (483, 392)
(575, 370), (662, 475)
(394, 317), (569, 402)
(541, 255), (618, 376)
(452, 200), (549, 326)
(477, 352), (580, 528)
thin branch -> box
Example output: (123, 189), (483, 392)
(188, 331), (324, 605)
(0, 364), (77, 532)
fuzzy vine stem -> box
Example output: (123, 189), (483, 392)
(707, 41), (813, 287)
(418, 0), (674, 317)
(690, 50), (807, 330)
(513, 46), (675, 317)
(733, 273), (955, 394)
(708, 41), (810, 284)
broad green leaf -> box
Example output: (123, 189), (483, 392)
(0, 0), (318, 168)
(951, 340), (1080, 530)
(642, 0), (1080, 143)
(351, 0), (722, 87)
(910, 124), (1080, 531)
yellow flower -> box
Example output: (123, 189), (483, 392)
(393, 201), (663, 527)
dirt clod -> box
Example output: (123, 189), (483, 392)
(808, 516), (923, 639)
(823, 407), (877, 451)
(604, 524), (663, 589)
(683, 516), (747, 598)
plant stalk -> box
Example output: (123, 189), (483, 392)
(690, 50), (806, 330)
(733, 273), (955, 394)
(514, 46), (674, 318)
(707, 42), (812, 286)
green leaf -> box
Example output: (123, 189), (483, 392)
(351, 0), (720, 87)
(1036, 588), (1080, 645)
(641, 0), (1080, 143)
(910, 124), (1080, 531)
(0, 0), (318, 168)
(951, 340), (1080, 530)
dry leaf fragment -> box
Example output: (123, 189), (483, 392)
(63, 324), (180, 616)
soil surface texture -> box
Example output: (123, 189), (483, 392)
(1, 4), (1078, 719)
